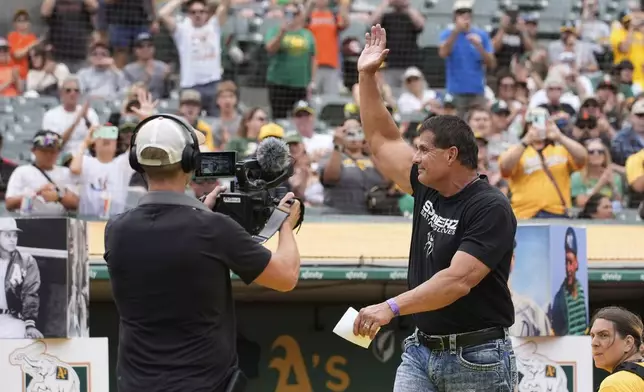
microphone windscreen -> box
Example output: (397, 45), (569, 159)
(256, 137), (290, 174)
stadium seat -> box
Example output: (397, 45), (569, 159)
(313, 95), (352, 127)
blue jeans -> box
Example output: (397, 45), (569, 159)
(534, 210), (569, 219)
(394, 330), (518, 392)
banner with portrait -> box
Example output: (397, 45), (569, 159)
(0, 338), (109, 392)
(512, 225), (589, 337)
(0, 217), (89, 339)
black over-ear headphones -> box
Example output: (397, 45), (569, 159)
(128, 113), (201, 174)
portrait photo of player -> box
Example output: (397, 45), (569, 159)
(549, 227), (589, 336)
(509, 240), (553, 337)
(1, 217), (81, 338)
(0, 218), (43, 339)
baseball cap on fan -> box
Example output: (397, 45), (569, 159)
(135, 117), (205, 166)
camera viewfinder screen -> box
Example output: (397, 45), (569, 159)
(195, 151), (237, 178)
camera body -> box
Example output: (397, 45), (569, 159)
(196, 151), (293, 236)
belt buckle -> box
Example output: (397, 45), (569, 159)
(429, 336), (445, 350)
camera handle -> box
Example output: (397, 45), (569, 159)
(252, 207), (290, 244)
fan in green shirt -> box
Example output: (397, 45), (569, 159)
(264, 20), (316, 89)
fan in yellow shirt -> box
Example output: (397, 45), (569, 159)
(625, 148), (644, 195)
(610, 11), (644, 87)
(498, 108), (587, 219)
(590, 307), (644, 392)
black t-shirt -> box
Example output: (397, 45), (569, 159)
(490, 28), (525, 70)
(380, 11), (422, 68)
(408, 165), (516, 335)
(105, 200), (271, 392)
(47, 0), (93, 61)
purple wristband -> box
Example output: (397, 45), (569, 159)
(386, 298), (400, 317)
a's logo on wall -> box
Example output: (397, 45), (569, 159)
(372, 330), (396, 363)
(9, 341), (89, 392)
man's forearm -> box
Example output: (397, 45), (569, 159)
(479, 47), (496, 69)
(393, 268), (471, 316)
(438, 30), (459, 58)
(406, 8), (424, 30)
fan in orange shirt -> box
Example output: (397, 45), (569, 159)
(7, 10), (40, 80)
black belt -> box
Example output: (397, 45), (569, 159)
(416, 327), (505, 350)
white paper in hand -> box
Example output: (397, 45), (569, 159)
(333, 307), (379, 349)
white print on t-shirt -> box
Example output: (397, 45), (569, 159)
(522, 154), (568, 175)
(173, 18), (222, 87)
(515, 341), (569, 392)
(420, 200), (459, 258)
(420, 200), (459, 235)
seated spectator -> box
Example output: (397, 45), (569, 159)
(291, 101), (333, 160)
(0, 38), (21, 97)
(285, 130), (323, 205)
(159, 0), (231, 116)
(117, 122), (137, 156)
(264, 2), (316, 119)
(123, 33), (170, 100)
(42, 76), (100, 156)
(571, 138), (623, 208)
(320, 119), (389, 214)
(0, 133), (18, 200)
(486, 101), (520, 163)
(570, 109), (611, 146)
(211, 81), (242, 148)
(499, 108), (587, 219)
(5, 131), (79, 215)
(396, 67), (438, 114)
(177, 89), (215, 151)
(438, 94), (457, 116)
(614, 60), (642, 97)
(77, 42), (128, 100)
(351, 62), (395, 109)
(548, 20), (598, 75)
(577, 193), (615, 219)
(25, 46), (70, 97)
(583, 80), (622, 131)
(7, 10), (40, 80)
(611, 99), (644, 169)
(41, 0), (97, 73)
(625, 148), (644, 208)
(69, 124), (134, 217)
(225, 107), (269, 159)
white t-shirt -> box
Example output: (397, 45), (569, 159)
(77, 154), (134, 217)
(42, 105), (100, 155)
(397, 90), (437, 114)
(5, 164), (78, 216)
(173, 17), (222, 87)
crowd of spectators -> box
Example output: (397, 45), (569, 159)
(0, 0), (643, 221)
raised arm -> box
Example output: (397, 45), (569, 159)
(358, 25), (414, 194)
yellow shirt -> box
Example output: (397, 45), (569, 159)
(625, 149), (644, 187)
(610, 26), (644, 85)
(195, 119), (216, 151)
(499, 144), (584, 219)
(599, 363), (644, 392)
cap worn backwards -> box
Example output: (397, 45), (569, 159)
(135, 117), (205, 167)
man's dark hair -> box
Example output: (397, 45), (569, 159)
(418, 115), (478, 170)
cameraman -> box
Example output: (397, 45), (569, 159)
(104, 115), (302, 392)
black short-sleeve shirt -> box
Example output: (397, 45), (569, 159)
(104, 201), (271, 392)
(408, 165), (516, 335)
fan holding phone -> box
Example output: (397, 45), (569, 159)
(498, 107), (588, 219)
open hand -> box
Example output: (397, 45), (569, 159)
(131, 89), (159, 121)
(25, 326), (44, 339)
(357, 25), (390, 74)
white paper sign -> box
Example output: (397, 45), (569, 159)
(0, 338), (109, 392)
(333, 307), (379, 349)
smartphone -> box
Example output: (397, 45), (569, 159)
(94, 125), (119, 140)
(527, 110), (548, 139)
(194, 151), (237, 179)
